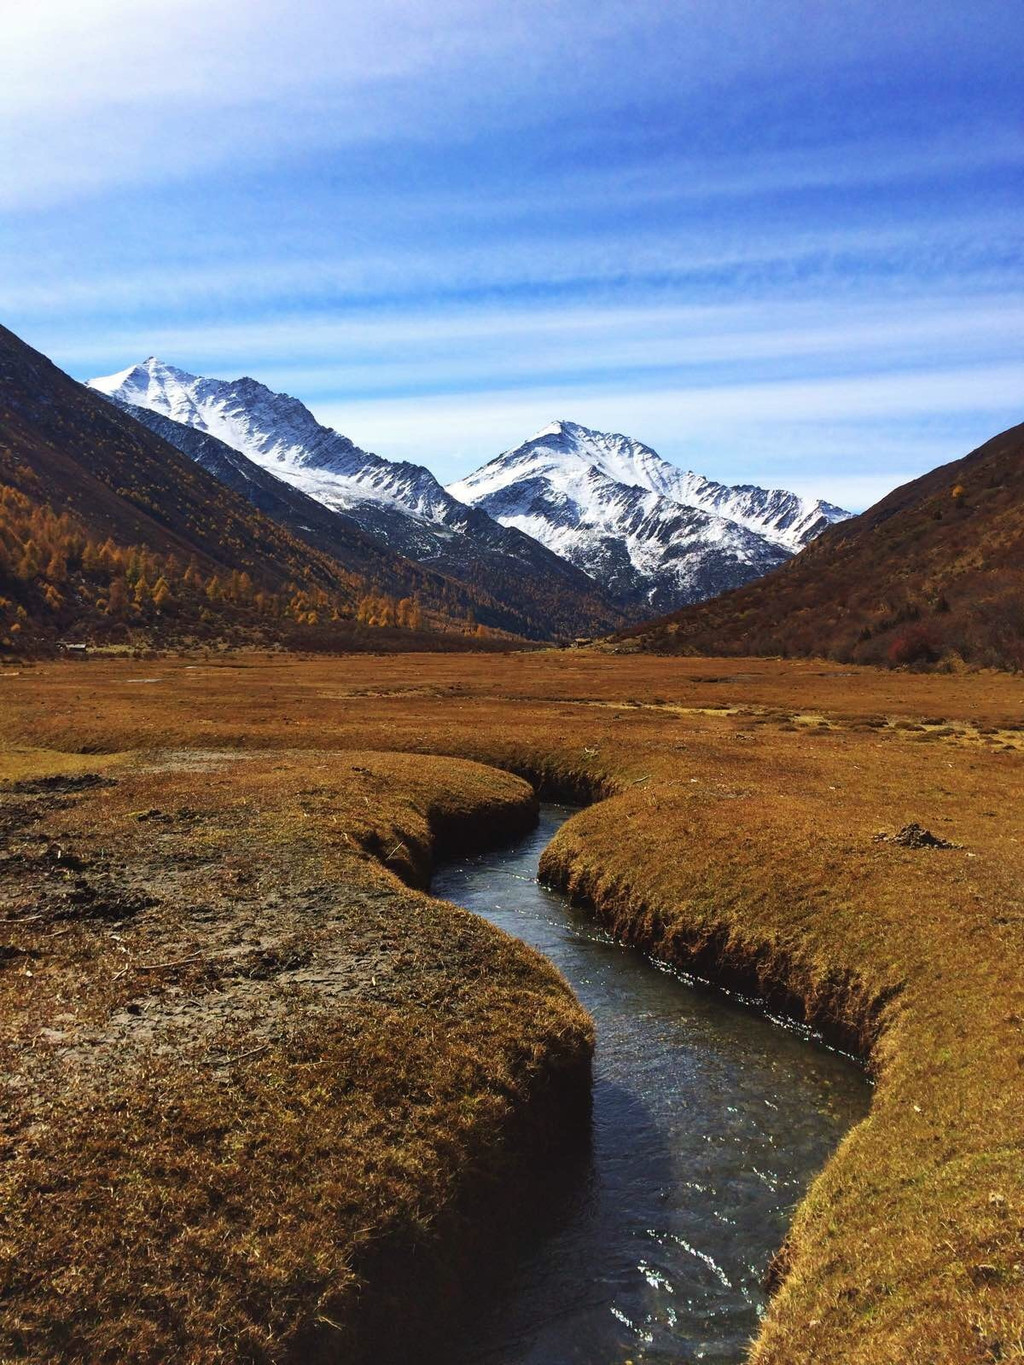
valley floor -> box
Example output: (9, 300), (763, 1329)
(2, 651), (1023, 1363)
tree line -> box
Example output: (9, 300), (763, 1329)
(0, 483), (483, 647)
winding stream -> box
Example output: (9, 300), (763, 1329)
(431, 805), (870, 1365)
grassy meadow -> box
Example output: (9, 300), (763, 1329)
(2, 649), (1023, 1362)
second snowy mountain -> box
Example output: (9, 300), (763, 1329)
(449, 420), (849, 612)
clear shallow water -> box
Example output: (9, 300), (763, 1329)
(431, 805), (870, 1365)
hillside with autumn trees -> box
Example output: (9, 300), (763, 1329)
(618, 420), (1024, 671)
(107, 396), (625, 642)
(0, 323), (559, 651)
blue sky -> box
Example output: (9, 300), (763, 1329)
(2, 0), (1021, 508)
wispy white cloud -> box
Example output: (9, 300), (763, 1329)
(4, 0), (1019, 209)
(301, 362), (1023, 504)
(0, 0), (505, 207)
(63, 293), (1022, 407)
(6, 205), (1020, 318)
(3, 0), (1021, 510)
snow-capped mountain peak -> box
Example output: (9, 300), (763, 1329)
(446, 419), (850, 610)
(450, 419), (848, 554)
(90, 356), (197, 406)
(89, 358), (440, 501)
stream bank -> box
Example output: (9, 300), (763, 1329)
(433, 806), (870, 1364)
(0, 751), (594, 1365)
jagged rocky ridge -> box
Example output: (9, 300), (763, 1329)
(449, 420), (849, 611)
(88, 362), (626, 638)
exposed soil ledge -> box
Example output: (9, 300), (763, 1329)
(0, 750), (593, 1364)
(540, 845), (888, 1064)
(498, 755), (887, 1061)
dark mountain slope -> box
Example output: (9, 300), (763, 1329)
(0, 323), (513, 648)
(97, 396), (531, 628)
(619, 421), (1024, 670)
(111, 395), (625, 640)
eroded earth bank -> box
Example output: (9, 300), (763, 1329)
(0, 750), (593, 1362)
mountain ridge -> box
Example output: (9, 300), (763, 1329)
(96, 393), (521, 622)
(90, 360), (627, 639)
(616, 420), (1024, 670)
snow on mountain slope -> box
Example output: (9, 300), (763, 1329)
(451, 419), (848, 551)
(448, 420), (849, 608)
(90, 358), (459, 525)
(98, 392), (441, 576)
(648, 468), (849, 550)
(87, 362), (626, 637)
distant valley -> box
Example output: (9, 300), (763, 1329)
(11, 321), (1016, 674)
(89, 358), (849, 623)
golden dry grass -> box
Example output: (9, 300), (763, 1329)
(0, 745), (592, 1363)
(3, 650), (1024, 1362)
